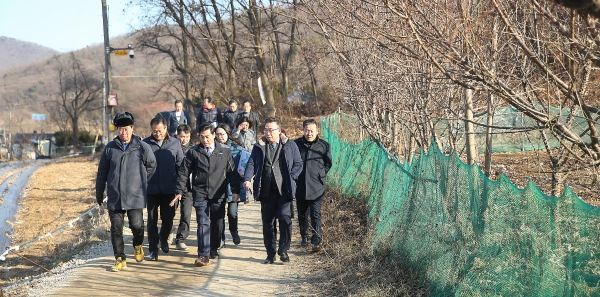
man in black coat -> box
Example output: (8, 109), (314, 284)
(294, 119), (333, 252)
(156, 100), (191, 137)
(96, 112), (156, 271)
(223, 99), (242, 130)
(243, 117), (303, 264)
(195, 96), (222, 133)
(143, 117), (184, 261)
(174, 124), (194, 251)
(173, 124), (240, 267)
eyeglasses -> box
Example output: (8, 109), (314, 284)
(152, 130), (163, 135)
(264, 128), (279, 134)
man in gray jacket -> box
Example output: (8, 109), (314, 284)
(96, 112), (156, 272)
(143, 117), (184, 261)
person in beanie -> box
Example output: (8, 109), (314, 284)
(294, 119), (332, 252)
(143, 117), (184, 261)
(96, 112), (156, 272)
(243, 117), (303, 264)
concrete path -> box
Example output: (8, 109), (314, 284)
(49, 202), (304, 297)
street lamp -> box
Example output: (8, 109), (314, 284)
(102, 0), (134, 144)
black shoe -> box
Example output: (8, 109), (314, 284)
(218, 240), (226, 249)
(312, 243), (321, 253)
(300, 237), (309, 247)
(262, 257), (274, 264)
(161, 241), (169, 253)
(209, 250), (219, 259)
(149, 250), (158, 261)
(280, 251), (290, 263)
(232, 232), (241, 245)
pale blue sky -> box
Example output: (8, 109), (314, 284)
(0, 0), (140, 52)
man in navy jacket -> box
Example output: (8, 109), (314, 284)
(243, 117), (303, 264)
(143, 117), (184, 261)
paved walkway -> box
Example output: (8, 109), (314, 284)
(49, 202), (304, 296)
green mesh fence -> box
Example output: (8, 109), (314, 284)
(321, 112), (600, 296)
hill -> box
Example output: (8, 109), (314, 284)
(0, 34), (174, 136)
(0, 37), (57, 71)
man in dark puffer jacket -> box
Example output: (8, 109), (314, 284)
(143, 117), (184, 261)
(96, 112), (156, 272)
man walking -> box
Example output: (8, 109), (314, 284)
(294, 119), (332, 252)
(174, 124), (194, 250)
(236, 100), (261, 141)
(223, 99), (242, 130)
(143, 117), (184, 261)
(173, 124), (240, 267)
(96, 112), (156, 272)
(243, 117), (303, 264)
(195, 96), (222, 133)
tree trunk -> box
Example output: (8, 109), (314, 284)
(180, 1), (190, 101)
(484, 92), (494, 176)
(464, 88), (477, 165)
(72, 115), (80, 148)
(248, 0), (276, 117)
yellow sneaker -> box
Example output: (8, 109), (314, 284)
(134, 245), (144, 262)
(111, 257), (127, 272)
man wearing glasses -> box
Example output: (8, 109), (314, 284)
(243, 117), (303, 264)
(96, 112), (156, 271)
(143, 117), (184, 261)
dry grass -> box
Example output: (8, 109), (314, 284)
(0, 157), (109, 287)
(299, 190), (428, 296)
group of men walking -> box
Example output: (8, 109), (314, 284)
(95, 99), (332, 271)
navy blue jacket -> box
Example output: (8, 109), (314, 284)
(223, 109), (242, 129)
(96, 135), (156, 210)
(244, 134), (303, 201)
(195, 106), (222, 133)
(143, 136), (184, 195)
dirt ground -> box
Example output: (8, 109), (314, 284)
(1, 157), (101, 287)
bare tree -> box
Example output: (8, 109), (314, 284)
(49, 52), (102, 148)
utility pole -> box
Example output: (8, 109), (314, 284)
(102, 0), (112, 143)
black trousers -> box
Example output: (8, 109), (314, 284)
(147, 193), (176, 252)
(222, 201), (239, 243)
(296, 197), (323, 245)
(260, 192), (292, 258)
(175, 191), (193, 244)
(195, 197), (226, 257)
(108, 209), (144, 260)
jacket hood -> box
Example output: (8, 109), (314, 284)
(258, 133), (289, 146)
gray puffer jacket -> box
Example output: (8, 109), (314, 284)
(96, 135), (157, 210)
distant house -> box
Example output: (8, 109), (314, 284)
(12, 132), (56, 159)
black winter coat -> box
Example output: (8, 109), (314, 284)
(223, 109), (242, 129)
(195, 106), (222, 133)
(175, 143), (240, 204)
(143, 136), (184, 195)
(96, 135), (156, 210)
(244, 135), (303, 201)
(294, 137), (333, 200)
